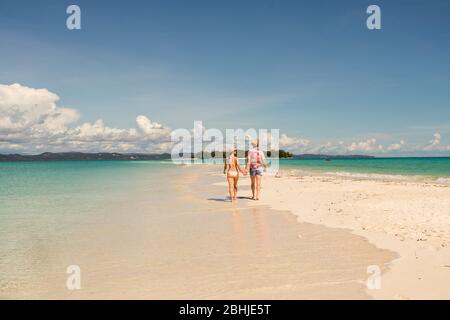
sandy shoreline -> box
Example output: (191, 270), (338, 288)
(179, 166), (396, 299)
(3, 163), (448, 299)
(239, 168), (450, 299)
(2, 164), (394, 299)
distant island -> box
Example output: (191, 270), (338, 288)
(0, 151), (374, 162)
(293, 154), (375, 159)
(0, 152), (172, 162)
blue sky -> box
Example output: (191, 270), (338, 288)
(0, 0), (449, 155)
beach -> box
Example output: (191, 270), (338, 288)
(1, 161), (449, 299)
(246, 168), (450, 299)
(0, 162), (392, 299)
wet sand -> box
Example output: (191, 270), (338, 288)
(4, 164), (394, 299)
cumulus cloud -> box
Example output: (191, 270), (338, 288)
(422, 132), (450, 152)
(0, 83), (79, 137)
(387, 140), (405, 151)
(136, 115), (163, 133)
(0, 84), (313, 155)
(430, 133), (441, 146)
(0, 83), (172, 153)
(241, 131), (309, 152)
(279, 133), (310, 151)
(347, 138), (382, 152)
(304, 141), (337, 154)
(298, 138), (404, 155)
(2, 84), (448, 156)
(337, 134), (448, 155)
(306, 134), (450, 155)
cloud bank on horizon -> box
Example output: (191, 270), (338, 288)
(0, 83), (172, 153)
(0, 83), (448, 155)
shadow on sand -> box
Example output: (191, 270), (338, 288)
(237, 196), (254, 200)
(207, 198), (230, 202)
(208, 196), (254, 202)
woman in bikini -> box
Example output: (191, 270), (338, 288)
(223, 148), (246, 201)
(246, 140), (267, 200)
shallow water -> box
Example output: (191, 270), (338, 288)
(0, 161), (173, 297)
(0, 161), (394, 299)
(280, 158), (450, 180)
(173, 157), (450, 181)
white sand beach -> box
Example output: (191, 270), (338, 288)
(243, 169), (450, 299)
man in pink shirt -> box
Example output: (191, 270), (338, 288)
(246, 140), (268, 200)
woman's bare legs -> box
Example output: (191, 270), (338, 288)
(227, 176), (235, 201)
(233, 176), (239, 200)
(250, 176), (256, 199)
(255, 176), (262, 200)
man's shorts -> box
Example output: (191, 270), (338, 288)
(250, 168), (263, 176)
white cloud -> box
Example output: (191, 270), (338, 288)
(347, 138), (380, 152)
(2, 84), (449, 156)
(287, 134), (448, 156)
(0, 83), (172, 153)
(342, 134), (449, 155)
(387, 140), (405, 151)
(279, 133), (310, 151)
(421, 132), (450, 152)
(136, 115), (163, 133)
(0, 84), (311, 154)
(0, 83), (80, 136)
(304, 141), (337, 154)
(430, 132), (441, 146)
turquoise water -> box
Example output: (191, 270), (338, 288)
(279, 157), (450, 179)
(0, 161), (168, 219)
(175, 157), (450, 179)
(0, 161), (174, 296)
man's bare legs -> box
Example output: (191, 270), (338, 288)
(255, 175), (262, 200)
(250, 176), (256, 199)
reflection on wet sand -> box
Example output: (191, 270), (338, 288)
(230, 204), (244, 255)
(228, 203), (273, 257)
(251, 206), (272, 255)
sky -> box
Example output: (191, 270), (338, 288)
(0, 0), (449, 155)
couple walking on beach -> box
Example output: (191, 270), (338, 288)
(223, 139), (268, 201)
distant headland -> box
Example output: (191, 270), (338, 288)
(0, 152), (374, 162)
(0, 152), (172, 162)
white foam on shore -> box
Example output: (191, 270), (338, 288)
(435, 177), (450, 185)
